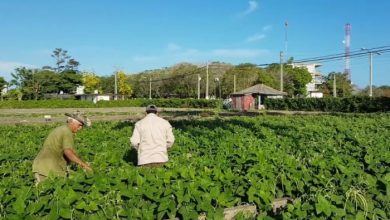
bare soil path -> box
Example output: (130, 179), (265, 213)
(0, 107), (215, 125)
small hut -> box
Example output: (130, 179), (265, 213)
(230, 84), (286, 111)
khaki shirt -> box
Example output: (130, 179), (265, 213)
(32, 125), (74, 176)
(130, 113), (175, 165)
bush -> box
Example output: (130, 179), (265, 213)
(0, 98), (223, 109)
(264, 96), (390, 113)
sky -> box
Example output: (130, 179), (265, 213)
(0, 0), (389, 89)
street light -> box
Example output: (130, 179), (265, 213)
(140, 75), (152, 99)
(361, 48), (381, 97)
(197, 74), (201, 99)
(215, 77), (221, 99)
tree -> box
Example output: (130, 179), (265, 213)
(117, 70), (132, 99)
(221, 63), (259, 96)
(58, 70), (82, 93)
(82, 72), (101, 94)
(32, 70), (61, 99)
(263, 63), (285, 91)
(50, 48), (80, 72)
(99, 75), (115, 94)
(374, 86), (390, 97)
(356, 85), (390, 97)
(319, 72), (353, 97)
(0, 77), (7, 101)
(10, 68), (61, 100)
(159, 63), (200, 98)
(10, 67), (35, 99)
(284, 65), (312, 97)
(258, 68), (277, 89)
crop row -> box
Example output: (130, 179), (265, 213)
(0, 114), (389, 219)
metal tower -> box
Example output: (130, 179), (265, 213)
(344, 23), (351, 81)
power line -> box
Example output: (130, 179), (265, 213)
(134, 45), (390, 83)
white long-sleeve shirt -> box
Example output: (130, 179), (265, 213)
(130, 113), (175, 165)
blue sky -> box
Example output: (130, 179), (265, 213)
(0, 0), (389, 88)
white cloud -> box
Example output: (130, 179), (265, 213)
(0, 61), (35, 80)
(262, 25), (272, 32)
(166, 43), (182, 51)
(246, 34), (266, 42)
(239, 1), (259, 16)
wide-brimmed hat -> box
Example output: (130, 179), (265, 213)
(65, 112), (91, 127)
(146, 104), (158, 113)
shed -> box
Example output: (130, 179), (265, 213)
(230, 84), (287, 111)
(75, 94), (112, 103)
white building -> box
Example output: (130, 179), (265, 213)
(76, 85), (85, 95)
(292, 63), (324, 98)
(1, 85), (8, 96)
(75, 85), (110, 103)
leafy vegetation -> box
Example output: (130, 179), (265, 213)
(1, 114), (389, 219)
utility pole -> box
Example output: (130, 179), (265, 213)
(333, 74), (337, 97)
(214, 78), (220, 98)
(280, 51), (284, 92)
(197, 74), (201, 99)
(233, 74), (236, 93)
(369, 52), (373, 97)
(205, 62), (209, 99)
(149, 77), (152, 99)
(361, 48), (381, 97)
(218, 79), (221, 98)
(114, 71), (118, 100)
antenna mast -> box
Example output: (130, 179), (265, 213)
(344, 23), (351, 81)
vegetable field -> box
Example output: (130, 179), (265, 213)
(1, 114), (389, 219)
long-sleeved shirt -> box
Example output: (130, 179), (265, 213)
(130, 113), (175, 165)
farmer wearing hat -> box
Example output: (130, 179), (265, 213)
(130, 105), (175, 167)
(32, 111), (93, 184)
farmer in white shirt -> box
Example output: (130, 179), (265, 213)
(130, 105), (175, 167)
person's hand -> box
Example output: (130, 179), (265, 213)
(82, 163), (93, 173)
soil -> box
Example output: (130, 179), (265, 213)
(0, 107), (215, 125)
(0, 107), (327, 125)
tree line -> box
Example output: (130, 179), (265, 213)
(1, 48), (389, 101)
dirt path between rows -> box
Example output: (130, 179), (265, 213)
(0, 107), (328, 125)
(0, 107), (215, 125)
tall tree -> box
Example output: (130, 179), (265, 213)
(51, 48), (80, 72)
(99, 75), (115, 94)
(58, 70), (82, 93)
(32, 70), (61, 99)
(10, 67), (35, 99)
(117, 70), (132, 99)
(284, 65), (312, 97)
(221, 63), (259, 96)
(82, 72), (101, 94)
(0, 77), (7, 90)
(319, 72), (353, 97)
(0, 77), (7, 101)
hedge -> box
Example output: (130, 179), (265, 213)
(0, 99), (223, 109)
(264, 96), (390, 113)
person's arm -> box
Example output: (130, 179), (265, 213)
(130, 125), (141, 149)
(166, 125), (175, 149)
(64, 148), (92, 172)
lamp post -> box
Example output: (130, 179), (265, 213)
(214, 78), (218, 98)
(280, 51), (284, 92)
(361, 48), (381, 97)
(114, 71), (118, 100)
(197, 74), (201, 99)
(149, 77), (152, 99)
(205, 62), (209, 99)
(215, 77), (221, 99)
